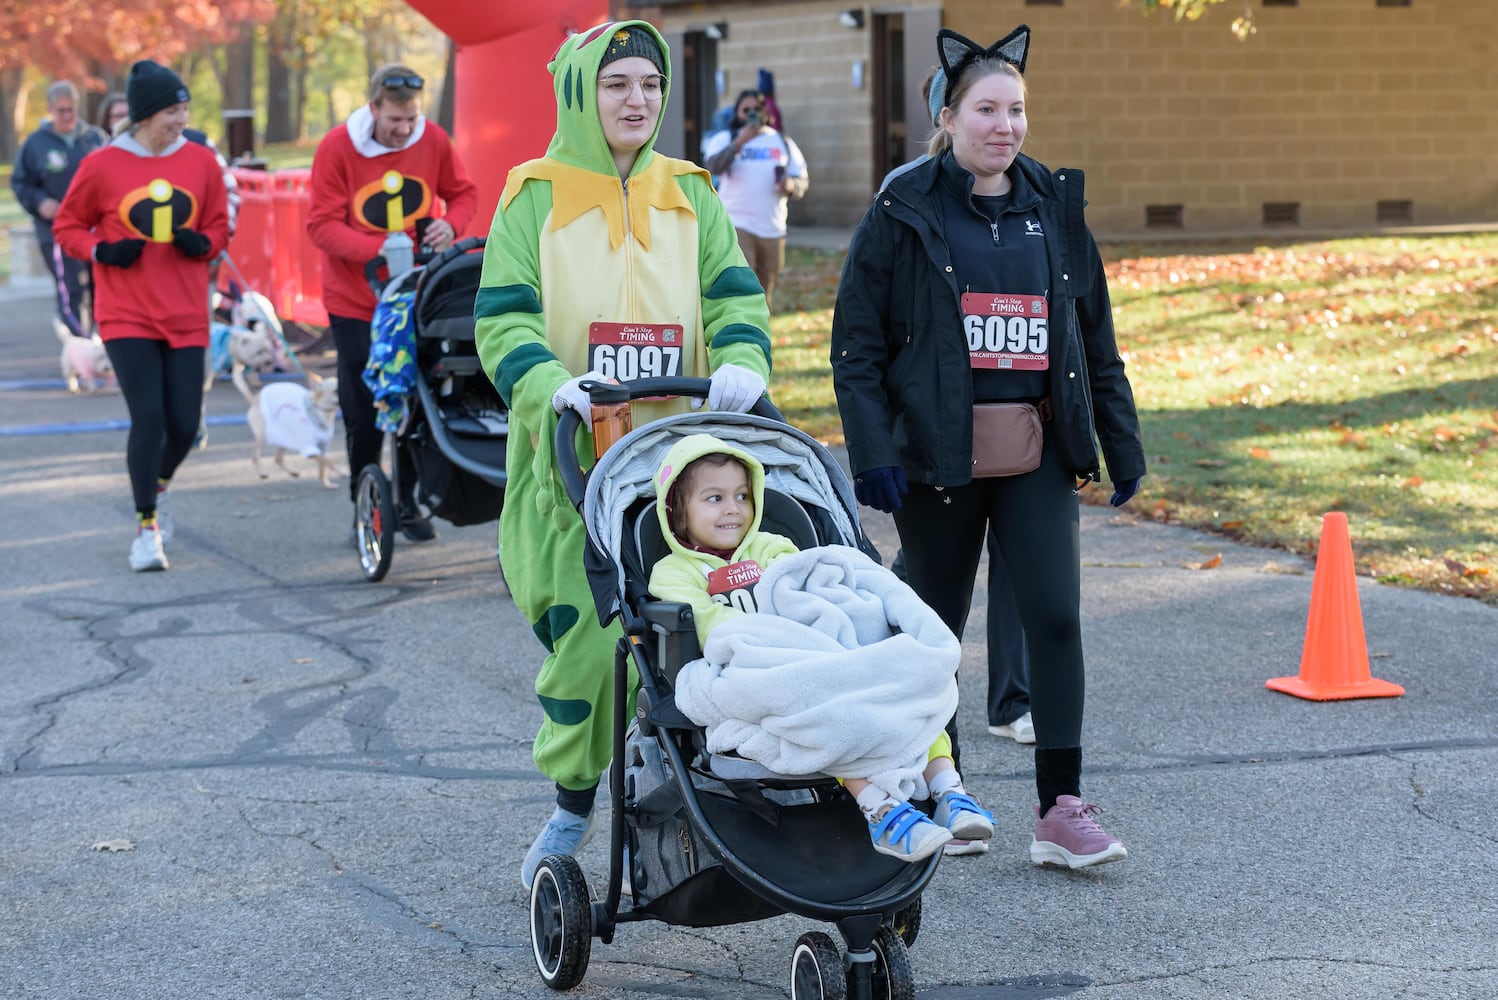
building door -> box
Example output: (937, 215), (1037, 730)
(870, 12), (907, 189)
(871, 7), (943, 188)
(672, 29), (719, 164)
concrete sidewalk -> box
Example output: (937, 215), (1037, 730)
(1, 289), (1496, 999)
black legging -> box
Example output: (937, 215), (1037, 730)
(104, 338), (206, 514)
(892, 432), (1084, 757)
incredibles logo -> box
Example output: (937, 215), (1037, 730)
(353, 170), (432, 232)
(118, 179), (199, 242)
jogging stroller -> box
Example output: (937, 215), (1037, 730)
(353, 237), (507, 582)
(531, 377), (937, 999)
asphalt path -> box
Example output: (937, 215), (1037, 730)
(1, 285), (1495, 999)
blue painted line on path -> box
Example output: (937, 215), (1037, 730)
(0, 413), (249, 437)
(0, 370), (308, 392)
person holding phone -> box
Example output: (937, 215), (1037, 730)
(701, 89), (809, 312)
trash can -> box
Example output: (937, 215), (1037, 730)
(223, 109), (255, 162)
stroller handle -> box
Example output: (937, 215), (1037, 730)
(555, 376), (784, 511)
(424, 235), (485, 275)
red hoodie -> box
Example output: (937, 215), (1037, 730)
(307, 113), (478, 322)
(53, 138), (229, 347)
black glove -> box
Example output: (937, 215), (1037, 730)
(1110, 477), (1141, 507)
(854, 466), (908, 514)
(94, 238), (146, 268)
(171, 227), (213, 259)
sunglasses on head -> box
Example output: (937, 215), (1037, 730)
(381, 75), (424, 91)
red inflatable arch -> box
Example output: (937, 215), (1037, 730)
(405, 0), (609, 236)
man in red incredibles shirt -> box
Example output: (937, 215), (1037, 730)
(308, 63), (478, 544)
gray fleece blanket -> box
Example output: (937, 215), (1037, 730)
(674, 545), (960, 800)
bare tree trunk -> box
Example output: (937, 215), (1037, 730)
(294, 60), (308, 140)
(435, 40), (455, 135)
(265, 24), (294, 143)
(224, 32), (256, 109)
(0, 67), (24, 161)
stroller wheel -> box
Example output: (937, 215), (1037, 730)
(354, 464), (395, 582)
(870, 925), (915, 1000)
(890, 896), (921, 948)
(529, 855), (592, 991)
(790, 931), (845, 1000)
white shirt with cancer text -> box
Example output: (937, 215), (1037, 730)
(702, 128), (808, 240)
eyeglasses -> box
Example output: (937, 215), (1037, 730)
(597, 74), (667, 101)
(380, 75), (424, 91)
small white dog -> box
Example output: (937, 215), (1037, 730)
(241, 372), (343, 488)
(55, 318), (114, 394)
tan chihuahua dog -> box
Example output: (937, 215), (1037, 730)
(238, 370), (343, 488)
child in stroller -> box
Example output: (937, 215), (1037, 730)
(647, 433), (994, 863)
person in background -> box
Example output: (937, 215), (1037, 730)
(98, 93), (130, 136)
(472, 21), (772, 890)
(831, 26), (1145, 870)
(52, 61), (229, 571)
(308, 63), (478, 545)
(179, 123), (241, 450)
(701, 89), (808, 312)
(11, 80), (108, 339)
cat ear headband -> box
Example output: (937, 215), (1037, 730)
(937, 24), (1030, 82)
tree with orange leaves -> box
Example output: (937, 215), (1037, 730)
(0, 0), (275, 156)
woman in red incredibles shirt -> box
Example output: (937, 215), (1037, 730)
(54, 59), (229, 573)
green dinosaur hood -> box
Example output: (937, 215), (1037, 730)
(545, 20), (671, 178)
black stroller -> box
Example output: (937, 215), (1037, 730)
(353, 237), (507, 582)
(532, 377), (938, 999)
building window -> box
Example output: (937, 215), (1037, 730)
(1375, 0), (1411, 6)
(1263, 0), (1298, 6)
(1263, 202), (1300, 226)
(1025, 0), (1064, 6)
(1377, 200), (1414, 224)
(1146, 204), (1184, 229)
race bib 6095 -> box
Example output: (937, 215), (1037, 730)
(961, 293), (1049, 371)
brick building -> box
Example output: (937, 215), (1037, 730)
(618, 0), (1498, 237)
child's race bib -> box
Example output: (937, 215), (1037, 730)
(706, 559), (763, 614)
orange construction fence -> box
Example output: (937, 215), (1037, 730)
(228, 167), (328, 328)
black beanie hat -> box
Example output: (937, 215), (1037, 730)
(127, 60), (190, 124)
(600, 26), (665, 74)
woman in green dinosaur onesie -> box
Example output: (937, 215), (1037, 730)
(473, 21), (773, 889)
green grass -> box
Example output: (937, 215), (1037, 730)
(768, 237), (1498, 605)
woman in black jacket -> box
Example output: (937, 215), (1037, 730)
(831, 26), (1145, 869)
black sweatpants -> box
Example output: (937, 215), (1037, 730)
(104, 338), (206, 514)
(330, 313), (418, 509)
(330, 314), (382, 501)
(892, 433), (1085, 760)
(35, 219), (92, 337)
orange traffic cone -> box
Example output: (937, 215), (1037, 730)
(1266, 512), (1404, 701)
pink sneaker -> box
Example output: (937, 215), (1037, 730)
(1030, 795), (1127, 868)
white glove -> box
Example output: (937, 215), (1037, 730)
(551, 370), (611, 431)
(694, 363), (766, 413)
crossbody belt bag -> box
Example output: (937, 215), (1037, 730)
(971, 399), (1050, 478)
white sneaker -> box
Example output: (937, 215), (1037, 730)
(129, 526), (168, 572)
(988, 711), (1036, 744)
(155, 489), (174, 542)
